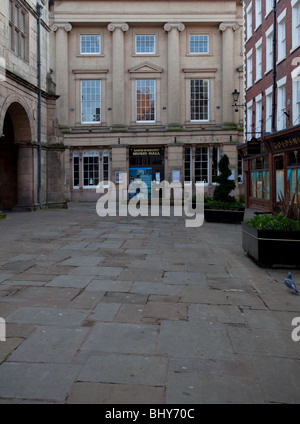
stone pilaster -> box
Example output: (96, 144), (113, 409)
(219, 22), (240, 124)
(108, 23), (129, 127)
(164, 23), (185, 126)
(51, 23), (72, 126)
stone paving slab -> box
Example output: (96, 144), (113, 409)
(1, 204), (300, 404)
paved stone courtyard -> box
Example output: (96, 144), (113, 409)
(0, 203), (299, 404)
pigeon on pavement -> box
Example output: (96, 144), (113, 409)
(285, 272), (299, 295)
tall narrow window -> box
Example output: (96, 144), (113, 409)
(293, 79), (300, 126)
(266, 0), (272, 16)
(73, 152), (80, 189)
(255, 98), (262, 136)
(277, 82), (286, 131)
(292, 0), (300, 50)
(247, 103), (253, 141)
(255, 40), (262, 81)
(136, 80), (156, 122)
(83, 151), (100, 188)
(247, 51), (253, 88)
(184, 147), (192, 183)
(190, 79), (209, 121)
(277, 12), (286, 61)
(266, 27), (273, 72)
(212, 147), (219, 184)
(136, 35), (155, 54)
(80, 35), (101, 54)
(255, 0), (262, 28)
(246, 4), (252, 39)
(265, 89), (272, 133)
(195, 147), (208, 184)
(102, 150), (110, 186)
(189, 35), (209, 54)
(81, 80), (101, 124)
(9, 0), (28, 60)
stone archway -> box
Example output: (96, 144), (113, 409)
(0, 101), (34, 210)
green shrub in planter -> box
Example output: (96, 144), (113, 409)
(245, 213), (300, 231)
(213, 154), (236, 203)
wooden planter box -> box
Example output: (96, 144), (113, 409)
(204, 208), (245, 224)
(242, 222), (300, 268)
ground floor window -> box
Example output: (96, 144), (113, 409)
(195, 147), (208, 184)
(72, 150), (110, 189)
(251, 156), (270, 199)
(287, 150), (300, 201)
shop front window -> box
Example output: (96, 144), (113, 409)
(287, 151), (300, 201)
(251, 156), (270, 200)
(275, 156), (285, 201)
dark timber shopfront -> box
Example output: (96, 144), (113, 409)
(238, 125), (300, 211)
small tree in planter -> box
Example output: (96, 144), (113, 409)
(213, 154), (236, 203)
(204, 154), (244, 223)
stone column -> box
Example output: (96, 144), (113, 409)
(219, 22), (240, 124)
(164, 23), (185, 126)
(51, 23), (72, 126)
(108, 23), (129, 127)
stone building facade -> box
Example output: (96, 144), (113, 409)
(50, 0), (244, 203)
(0, 0), (65, 211)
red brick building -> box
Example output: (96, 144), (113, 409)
(239, 0), (300, 211)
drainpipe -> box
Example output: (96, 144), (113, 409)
(37, 2), (43, 209)
(271, 0), (277, 133)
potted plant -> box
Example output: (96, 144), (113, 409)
(242, 193), (300, 268)
(204, 154), (245, 223)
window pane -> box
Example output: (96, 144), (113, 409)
(80, 35), (101, 54)
(14, 29), (19, 54)
(195, 147), (208, 183)
(83, 154), (99, 186)
(81, 80), (101, 123)
(190, 35), (209, 54)
(136, 35), (155, 54)
(191, 79), (209, 121)
(136, 80), (156, 122)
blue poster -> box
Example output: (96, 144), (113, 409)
(129, 168), (152, 199)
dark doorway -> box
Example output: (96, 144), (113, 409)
(0, 112), (18, 209)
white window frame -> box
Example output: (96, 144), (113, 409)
(81, 80), (101, 124)
(292, 0), (300, 52)
(265, 86), (273, 133)
(277, 9), (286, 62)
(255, 0), (262, 29)
(246, 3), (253, 40)
(190, 79), (210, 122)
(136, 80), (156, 123)
(80, 35), (101, 55)
(293, 77), (300, 126)
(82, 150), (100, 189)
(247, 101), (253, 142)
(189, 34), (209, 54)
(195, 147), (209, 185)
(247, 49), (253, 89)
(255, 38), (263, 81)
(265, 0), (273, 17)
(255, 95), (263, 136)
(135, 35), (156, 55)
(277, 77), (287, 131)
(265, 26), (273, 73)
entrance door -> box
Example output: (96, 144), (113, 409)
(0, 113), (17, 209)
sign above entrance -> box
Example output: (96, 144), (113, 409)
(247, 137), (261, 155)
(130, 148), (164, 157)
